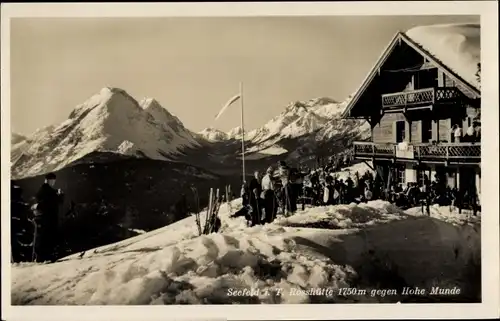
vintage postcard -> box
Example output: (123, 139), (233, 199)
(1, 1), (498, 320)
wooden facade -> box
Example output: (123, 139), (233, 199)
(342, 31), (481, 205)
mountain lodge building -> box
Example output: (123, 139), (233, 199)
(342, 25), (481, 206)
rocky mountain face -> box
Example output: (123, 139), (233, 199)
(11, 87), (201, 179)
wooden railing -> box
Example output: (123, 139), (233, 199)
(381, 87), (462, 109)
(353, 141), (481, 162)
(416, 143), (481, 159)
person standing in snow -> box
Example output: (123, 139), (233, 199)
(345, 176), (354, 204)
(289, 167), (302, 210)
(322, 176), (336, 205)
(240, 182), (248, 202)
(278, 161), (296, 215)
(420, 177), (431, 216)
(261, 166), (277, 223)
(337, 179), (346, 204)
(33, 173), (65, 262)
(248, 171), (263, 226)
(405, 183), (418, 207)
(363, 182), (373, 203)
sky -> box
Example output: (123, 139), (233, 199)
(10, 15), (479, 135)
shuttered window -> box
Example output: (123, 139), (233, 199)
(394, 120), (406, 143)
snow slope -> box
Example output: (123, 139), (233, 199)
(139, 98), (201, 148)
(405, 23), (480, 90)
(11, 198), (480, 305)
(11, 87), (200, 179)
(10, 133), (28, 166)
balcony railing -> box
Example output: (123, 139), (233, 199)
(381, 87), (462, 110)
(353, 141), (480, 163)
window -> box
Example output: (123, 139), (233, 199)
(415, 69), (438, 89)
(421, 119), (432, 143)
(395, 121), (406, 143)
(395, 165), (406, 188)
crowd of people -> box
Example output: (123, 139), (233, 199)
(451, 120), (481, 143)
(11, 145), (479, 263)
(235, 155), (479, 227)
(235, 157), (372, 227)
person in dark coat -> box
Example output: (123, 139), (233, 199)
(33, 172), (64, 262)
(420, 178), (431, 216)
(248, 171), (263, 226)
(278, 161), (296, 215)
(345, 176), (354, 204)
(261, 166), (277, 224)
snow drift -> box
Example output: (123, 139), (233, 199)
(405, 23), (480, 90)
(11, 87), (201, 179)
(11, 199), (480, 305)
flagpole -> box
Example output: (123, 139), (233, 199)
(240, 81), (246, 183)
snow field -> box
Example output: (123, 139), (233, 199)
(11, 199), (480, 305)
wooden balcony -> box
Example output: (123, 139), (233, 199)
(381, 87), (462, 111)
(353, 141), (481, 164)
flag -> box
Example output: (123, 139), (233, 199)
(214, 93), (241, 121)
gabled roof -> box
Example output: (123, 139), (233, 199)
(342, 30), (480, 119)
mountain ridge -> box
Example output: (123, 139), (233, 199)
(12, 88), (366, 180)
(11, 87), (201, 179)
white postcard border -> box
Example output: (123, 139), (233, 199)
(1, 1), (498, 320)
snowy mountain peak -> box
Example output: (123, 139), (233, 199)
(244, 95), (369, 156)
(284, 97), (338, 111)
(284, 101), (310, 116)
(198, 127), (229, 142)
(11, 88), (200, 179)
(140, 98), (180, 128)
(306, 97), (338, 107)
(68, 87), (141, 120)
(139, 97), (200, 147)
(228, 126), (244, 139)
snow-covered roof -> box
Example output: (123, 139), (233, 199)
(342, 23), (480, 119)
(405, 23), (480, 90)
